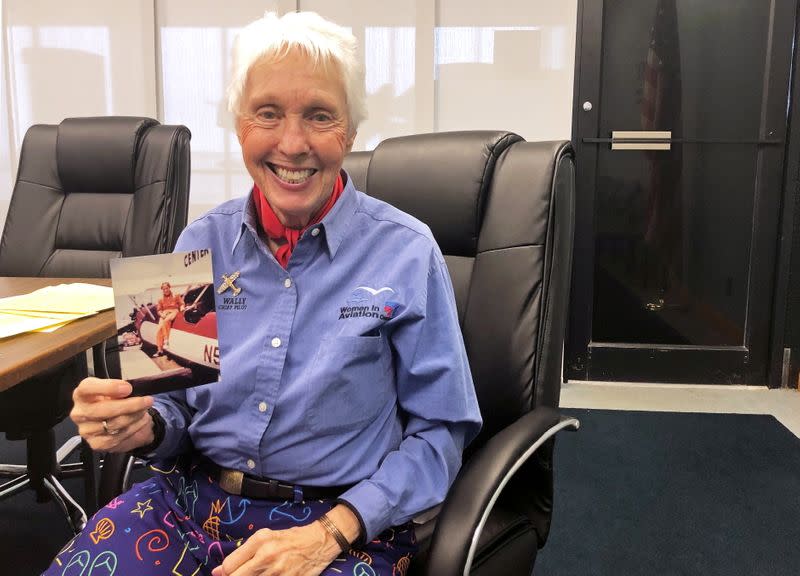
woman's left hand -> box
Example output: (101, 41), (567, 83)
(211, 522), (339, 576)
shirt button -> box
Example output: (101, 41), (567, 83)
(311, 227), (320, 237)
(246, 459), (256, 470)
(258, 401), (268, 413)
(284, 278), (292, 288)
(271, 337), (281, 348)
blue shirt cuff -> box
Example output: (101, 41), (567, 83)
(338, 480), (392, 542)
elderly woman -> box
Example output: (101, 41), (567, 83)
(44, 11), (480, 576)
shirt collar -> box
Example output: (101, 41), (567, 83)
(232, 197), (256, 255)
(317, 172), (359, 259)
(231, 170), (360, 259)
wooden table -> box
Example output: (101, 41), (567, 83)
(0, 277), (115, 392)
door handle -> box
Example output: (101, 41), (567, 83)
(610, 130), (671, 150)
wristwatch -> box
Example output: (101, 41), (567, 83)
(129, 407), (166, 457)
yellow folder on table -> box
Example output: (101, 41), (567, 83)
(0, 283), (113, 337)
(0, 283), (113, 314)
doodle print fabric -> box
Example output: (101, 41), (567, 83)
(42, 461), (416, 576)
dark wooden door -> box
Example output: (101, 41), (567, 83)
(567, 0), (797, 384)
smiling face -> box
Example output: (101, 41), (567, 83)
(236, 49), (355, 229)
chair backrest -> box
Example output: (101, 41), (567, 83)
(343, 131), (575, 543)
(0, 116), (191, 278)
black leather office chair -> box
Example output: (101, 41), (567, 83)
(0, 116), (190, 533)
(348, 132), (579, 575)
(99, 131), (577, 575)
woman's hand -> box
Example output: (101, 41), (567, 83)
(70, 377), (155, 453)
(212, 505), (361, 576)
(211, 522), (338, 576)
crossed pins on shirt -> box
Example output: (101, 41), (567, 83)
(217, 271), (242, 296)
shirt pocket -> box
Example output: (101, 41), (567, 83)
(308, 335), (391, 435)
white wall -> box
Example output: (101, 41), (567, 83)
(0, 0), (577, 228)
(435, 0), (575, 139)
(1, 1), (12, 225)
(1, 0), (157, 226)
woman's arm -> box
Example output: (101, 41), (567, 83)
(338, 254), (482, 541)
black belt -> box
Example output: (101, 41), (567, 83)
(198, 456), (351, 501)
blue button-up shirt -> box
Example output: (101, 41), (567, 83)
(151, 174), (482, 540)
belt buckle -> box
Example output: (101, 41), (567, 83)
(219, 469), (244, 495)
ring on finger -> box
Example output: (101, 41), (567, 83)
(102, 419), (120, 436)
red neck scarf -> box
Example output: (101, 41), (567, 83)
(251, 173), (344, 268)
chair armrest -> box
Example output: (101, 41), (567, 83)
(98, 452), (136, 506)
(425, 405), (579, 576)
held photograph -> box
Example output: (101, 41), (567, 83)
(110, 250), (219, 395)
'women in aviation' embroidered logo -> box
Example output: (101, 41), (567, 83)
(340, 286), (402, 320)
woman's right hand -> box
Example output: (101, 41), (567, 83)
(70, 378), (155, 453)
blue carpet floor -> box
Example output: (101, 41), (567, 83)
(535, 409), (800, 575)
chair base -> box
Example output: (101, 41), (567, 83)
(43, 475), (88, 533)
(0, 432), (94, 534)
(0, 471), (88, 534)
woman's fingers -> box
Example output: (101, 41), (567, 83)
(81, 409), (149, 438)
(102, 412), (154, 453)
(70, 376), (156, 452)
(71, 395), (153, 424)
(82, 408), (154, 452)
(215, 532), (263, 576)
(72, 377), (131, 402)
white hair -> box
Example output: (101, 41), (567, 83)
(227, 11), (366, 133)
